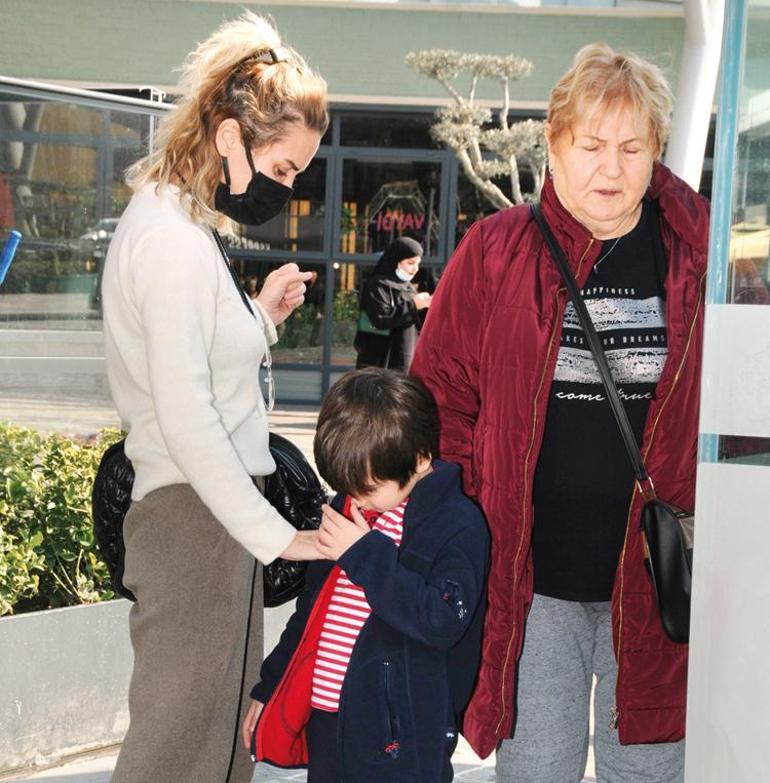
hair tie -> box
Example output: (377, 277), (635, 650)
(254, 46), (292, 65)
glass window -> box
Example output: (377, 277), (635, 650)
(727, 125), (770, 306)
(340, 113), (437, 149)
(455, 170), (498, 245)
(221, 256), (327, 366)
(237, 157), (326, 254)
(340, 159), (441, 256)
(0, 96), (153, 328)
(329, 260), (360, 367)
(454, 165), (537, 245)
(710, 0), (770, 466)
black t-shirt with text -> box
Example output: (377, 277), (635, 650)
(532, 200), (668, 602)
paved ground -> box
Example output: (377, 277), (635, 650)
(1, 735), (504, 782)
(0, 398), (596, 782)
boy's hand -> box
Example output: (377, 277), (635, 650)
(242, 699), (264, 754)
(316, 503), (370, 561)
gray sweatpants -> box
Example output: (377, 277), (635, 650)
(496, 593), (684, 783)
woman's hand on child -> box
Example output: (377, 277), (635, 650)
(316, 503), (370, 560)
(241, 699), (264, 753)
(279, 530), (322, 561)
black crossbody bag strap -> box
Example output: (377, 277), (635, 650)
(530, 203), (651, 489)
(212, 228), (257, 320)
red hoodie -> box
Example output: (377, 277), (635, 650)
(411, 162), (708, 757)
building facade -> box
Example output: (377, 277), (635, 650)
(1, 0), (697, 403)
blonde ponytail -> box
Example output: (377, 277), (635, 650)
(126, 11), (328, 226)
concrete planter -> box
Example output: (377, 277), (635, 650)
(0, 600), (132, 774)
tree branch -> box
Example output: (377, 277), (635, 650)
(469, 74), (479, 105)
(508, 154), (524, 205)
(457, 149), (512, 210)
(501, 81), (510, 132)
(438, 76), (463, 104)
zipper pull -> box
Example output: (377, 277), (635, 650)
(384, 740), (401, 758)
(609, 705), (619, 730)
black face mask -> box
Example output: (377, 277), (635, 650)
(214, 146), (294, 226)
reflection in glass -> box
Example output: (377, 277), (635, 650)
(455, 169), (497, 244)
(339, 114), (437, 149)
(229, 258), (327, 366)
(341, 160), (441, 256)
(726, 9), (770, 307)
(0, 93), (153, 440)
(718, 435), (770, 466)
(0, 96), (152, 328)
(330, 261), (360, 366)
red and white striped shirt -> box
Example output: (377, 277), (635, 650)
(310, 500), (407, 712)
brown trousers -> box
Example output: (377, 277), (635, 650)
(111, 483), (263, 783)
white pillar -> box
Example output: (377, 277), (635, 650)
(664, 0), (726, 190)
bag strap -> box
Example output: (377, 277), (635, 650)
(211, 228), (275, 411)
(212, 228), (257, 320)
(530, 203), (654, 494)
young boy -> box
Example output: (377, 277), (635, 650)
(242, 368), (489, 783)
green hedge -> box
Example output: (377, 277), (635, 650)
(0, 422), (123, 615)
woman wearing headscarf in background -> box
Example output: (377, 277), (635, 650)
(354, 236), (432, 370)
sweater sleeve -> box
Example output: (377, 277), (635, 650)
(131, 226), (296, 564)
(410, 223), (486, 498)
(251, 298), (279, 346)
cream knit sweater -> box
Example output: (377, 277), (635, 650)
(102, 183), (295, 564)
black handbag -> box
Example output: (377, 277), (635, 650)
(531, 203), (693, 644)
(91, 229), (325, 606)
(91, 432), (325, 606)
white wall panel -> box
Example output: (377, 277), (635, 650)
(699, 304), (770, 438)
(685, 462), (770, 782)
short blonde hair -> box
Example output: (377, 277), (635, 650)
(126, 11), (328, 226)
(547, 43), (673, 158)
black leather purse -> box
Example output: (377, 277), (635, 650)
(531, 204), (693, 644)
(91, 432), (324, 606)
(92, 229), (325, 606)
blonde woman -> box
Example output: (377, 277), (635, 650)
(412, 44), (708, 782)
(101, 13), (328, 782)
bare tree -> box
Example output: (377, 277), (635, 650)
(406, 49), (546, 208)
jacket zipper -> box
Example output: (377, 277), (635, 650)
(383, 660), (401, 758)
(253, 566), (342, 760)
(610, 271), (706, 730)
(493, 239), (595, 736)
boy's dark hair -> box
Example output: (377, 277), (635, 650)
(314, 368), (440, 496)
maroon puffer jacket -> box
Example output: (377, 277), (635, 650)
(411, 162), (708, 757)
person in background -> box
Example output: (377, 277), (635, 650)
(101, 12), (328, 782)
(243, 368), (489, 782)
(355, 236), (431, 370)
(411, 43), (708, 783)
(244, 274), (260, 300)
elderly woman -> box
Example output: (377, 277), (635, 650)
(102, 12), (328, 783)
(411, 44), (708, 782)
